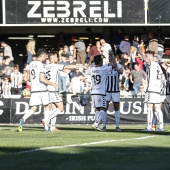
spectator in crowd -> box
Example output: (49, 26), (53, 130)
(100, 39), (112, 63)
(119, 35), (131, 56)
(113, 28), (124, 55)
(69, 41), (76, 58)
(85, 27), (95, 46)
(148, 32), (158, 54)
(70, 74), (85, 95)
(74, 37), (86, 65)
(0, 49), (3, 65)
(120, 52), (131, 69)
(120, 67), (130, 98)
(70, 67), (84, 80)
(130, 62), (146, 98)
(132, 36), (139, 52)
(26, 38), (36, 64)
(68, 53), (77, 79)
(10, 64), (23, 95)
(88, 41), (102, 58)
(86, 41), (102, 68)
(130, 46), (138, 68)
(138, 40), (146, 54)
(135, 54), (144, 70)
(1, 56), (13, 78)
(22, 84), (31, 98)
(0, 41), (14, 61)
(140, 28), (149, 46)
(22, 68), (29, 89)
(2, 76), (11, 98)
(58, 45), (64, 62)
(157, 28), (165, 58)
(58, 53), (70, 93)
(81, 76), (91, 95)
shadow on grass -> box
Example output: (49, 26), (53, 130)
(0, 145), (170, 170)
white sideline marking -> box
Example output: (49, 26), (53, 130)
(15, 135), (157, 154)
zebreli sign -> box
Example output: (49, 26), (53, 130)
(3, 0), (145, 25)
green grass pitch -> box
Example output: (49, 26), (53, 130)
(0, 124), (170, 170)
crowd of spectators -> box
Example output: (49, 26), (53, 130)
(0, 27), (169, 100)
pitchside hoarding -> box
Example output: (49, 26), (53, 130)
(1, 97), (170, 124)
(3, 0), (145, 25)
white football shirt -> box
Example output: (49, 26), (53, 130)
(146, 61), (163, 93)
(29, 61), (47, 92)
(86, 64), (112, 95)
(45, 63), (64, 92)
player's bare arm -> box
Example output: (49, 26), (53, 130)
(39, 72), (57, 87)
(139, 49), (151, 65)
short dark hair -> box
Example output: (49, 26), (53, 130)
(146, 50), (155, 56)
(37, 48), (47, 57)
(94, 55), (102, 65)
(3, 56), (10, 60)
(133, 62), (139, 67)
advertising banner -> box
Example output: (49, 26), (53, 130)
(0, 99), (11, 123)
(4, 0), (145, 25)
(148, 0), (170, 23)
(6, 97), (170, 124)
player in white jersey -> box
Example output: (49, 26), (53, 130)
(139, 50), (164, 131)
(43, 53), (81, 132)
(86, 54), (117, 131)
(105, 61), (123, 131)
(18, 48), (57, 132)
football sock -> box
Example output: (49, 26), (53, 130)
(49, 108), (60, 120)
(94, 111), (99, 121)
(156, 108), (163, 129)
(101, 110), (107, 128)
(44, 110), (50, 131)
(152, 112), (158, 126)
(50, 117), (57, 131)
(23, 109), (34, 122)
(94, 110), (102, 127)
(115, 110), (120, 127)
(147, 108), (153, 129)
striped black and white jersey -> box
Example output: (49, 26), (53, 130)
(146, 61), (163, 93)
(106, 63), (123, 93)
(166, 66), (170, 95)
(86, 64), (112, 95)
(45, 63), (64, 92)
(11, 72), (22, 88)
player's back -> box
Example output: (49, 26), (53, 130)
(106, 63), (122, 93)
(29, 60), (47, 92)
(90, 65), (112, 95)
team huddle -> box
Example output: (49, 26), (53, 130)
(18, 48), (170, 132)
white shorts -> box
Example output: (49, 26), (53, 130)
(49, 92), (62, 103)
(160, 94), (166, 103)
(105, 92), (120, 103)
(29, 91), (50, 106)
(91, 95), (107, 108)
(145, 92), (161, 104)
